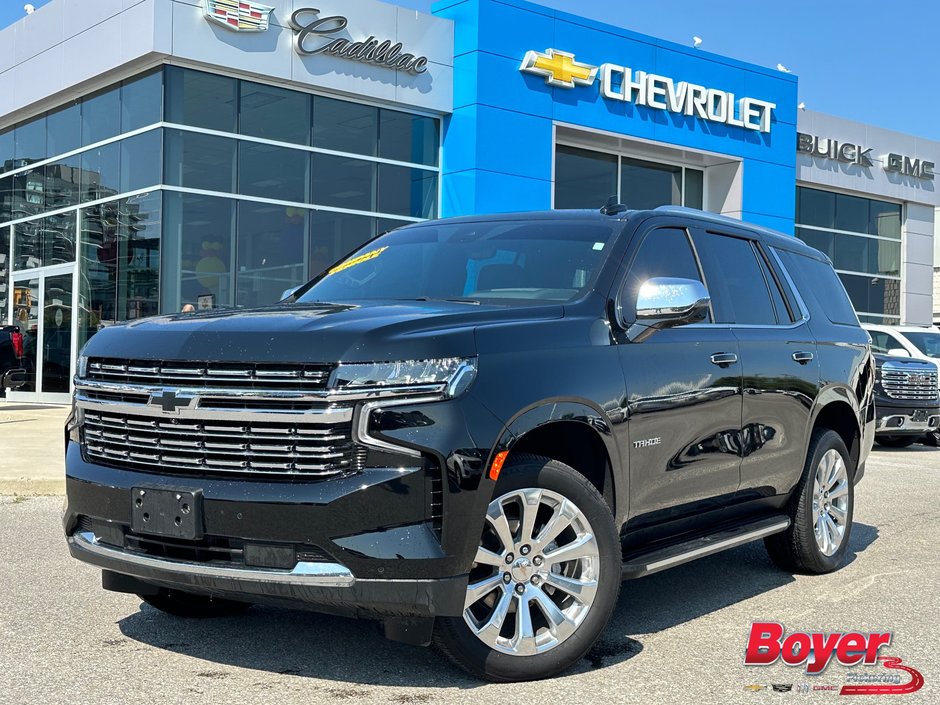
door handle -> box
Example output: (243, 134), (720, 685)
(792, 351), (814, 364)
(710, 352), (738, 367)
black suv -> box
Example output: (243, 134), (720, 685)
(64, 206), (874, 681)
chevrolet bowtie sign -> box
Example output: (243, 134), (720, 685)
(520, 48), (776, 134)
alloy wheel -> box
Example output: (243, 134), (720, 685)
(463, 488), (600, 656)
(812, 449), (850, 556)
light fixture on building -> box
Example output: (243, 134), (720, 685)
(798, 102), (806, 111)
(692, 36), (702, 49)
(24, 4), (35, 14)
(776, 63), (792, 73)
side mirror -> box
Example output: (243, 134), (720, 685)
(628, 277), (710, 342)
(887, 347), (911, 358)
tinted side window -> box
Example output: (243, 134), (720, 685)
(868, 331), (903, 353)
(620, 227), (704, 322)
(754, 246), (794, 323)
(777, 249), (859, 326)
(692, 231), (776, 325)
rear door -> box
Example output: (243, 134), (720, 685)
(689, 227), (819, 498)
(615, 221), (744, 519)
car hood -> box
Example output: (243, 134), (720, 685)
(81, 300), (564, 363)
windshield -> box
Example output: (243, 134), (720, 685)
(902, 331), (940, 358)
(295, 220), (620, 305)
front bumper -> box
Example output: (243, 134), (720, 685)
(64, 442), (470, 618)
(874, 401), (940, 436)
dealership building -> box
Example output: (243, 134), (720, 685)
(1, 0), (938, 401)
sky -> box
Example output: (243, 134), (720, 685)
(3, 0), (937, 141)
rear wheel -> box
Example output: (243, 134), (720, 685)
(765, 429), (854, 574)
(434, 454), (621, 682)
(140, 589), (252, 618)
(876, 435), (918, 448)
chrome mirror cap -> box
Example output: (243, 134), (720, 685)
(635, 277), (710, 322)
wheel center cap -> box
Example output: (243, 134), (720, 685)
(511, 556), (534, 582)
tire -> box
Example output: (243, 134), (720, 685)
(921, 431), (940, 448)
(140, 589), (253, 618)
(434, 454), (621, 682)
(764, 429), (854, 574)
(876, 435), (918, 448)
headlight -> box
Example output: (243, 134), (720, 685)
(329, 357), (477, 398)
(76, 354), (88, 379)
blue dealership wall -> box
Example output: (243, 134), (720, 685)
(433, 0), (799, 233)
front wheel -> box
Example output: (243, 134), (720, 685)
(434, 454), (621, 682)
(876, 435), (918, 448)
(140, 589), (253, 618)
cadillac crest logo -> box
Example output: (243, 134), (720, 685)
(204, 0), (274, 32)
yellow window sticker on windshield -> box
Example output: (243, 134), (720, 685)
(328, 247), (388, 276)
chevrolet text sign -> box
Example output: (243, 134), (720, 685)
(521, 48), (776, 134)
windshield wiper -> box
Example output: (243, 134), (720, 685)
(393, 297), (482, 305)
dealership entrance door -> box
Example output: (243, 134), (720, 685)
(7, 263), (77, 404)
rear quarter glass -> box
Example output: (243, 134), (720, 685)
(774, 248), (859, 327)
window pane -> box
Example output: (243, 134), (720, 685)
(312, 97), (377, 156)
(164, 129), (236, 192)
(238, 141), (308, 202)
(41, 270), (73, 393)
(795, 187), (834, 229)
(779, 249), (862, 324)
(236, 201), (307, 308)
(869, 200), (901, 238)
(311, 154), (375, 211)
(14, 218), (43, 270)
(162, 192), (235, 312)
(82, 86), (120, 146)
(239, 81), (310, 145)
(0, 226), (9, 318)
(309, 211), (375, 277)
(81, 141), (121, 202)
(693, 233), (775, 325)
(621, 227), (702, 322)
(79, 201), (119, 345)
(0, 175), (10, 223)
(121, 130), (163, 193)
(554, 145), (616, 210)
(621, 157), (681, 210)
(15, 115), (46, 163)
(795, 227), (833, 260)
(755, 247), (792, 323)
(869, 238), (900, 277)
(47, 101), (81, 157)
(379, 109), (439, 166)
(838, 272), (898, 318)
(834, 193), (868, 234)
(377, 164), (437, 218)
(13, 166), (46, 218)
(42, 212), (76, 266)
(118, 193), (162, 321)
(43, 154), (83, 211)
(0, 127), (13, 174)
(165, 67), (237, 133)
(684, 168), (704, 209)
(121, 70), (162, 133)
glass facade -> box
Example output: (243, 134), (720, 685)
(795, 186), (902, 323)
(0, 65), (441, 394)
(554, 144), (704, 211)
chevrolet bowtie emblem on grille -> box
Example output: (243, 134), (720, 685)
(149, 390), (194, 413)
(519, 48), (598, 88)
(204, 0), (274, 33)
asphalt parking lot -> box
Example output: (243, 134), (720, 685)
(2, 444), (938, 705)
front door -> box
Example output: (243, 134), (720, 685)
(615, 222), (744, 521)
(7, 264), (76, 403)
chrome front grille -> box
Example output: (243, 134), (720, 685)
(87, 358), (333, 391)
(881, 366), (939, 401)
(82, 411), (356, 478)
